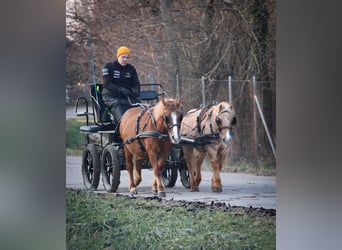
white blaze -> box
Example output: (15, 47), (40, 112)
(171, 112), (179, 141)
(224, 130), (231, 143)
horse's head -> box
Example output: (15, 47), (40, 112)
(212, 102), (237, 144)
(160, 98), (183, 144)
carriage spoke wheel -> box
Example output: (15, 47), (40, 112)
(179, 148), (190, 189)
(161, 147), (178, 187)
(101, 145), (121, 192)
(81, 144), (101, 190)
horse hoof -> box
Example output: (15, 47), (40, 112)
(153, 189), (158, 195)
(211, 187), (222, 193)
(158, 191), (166, 198)
(190, 187), (199, 192)
(130, 188), (138, 195)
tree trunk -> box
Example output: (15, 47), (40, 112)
(159, 0), (180, 97)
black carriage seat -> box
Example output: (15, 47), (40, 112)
(79, 84), (116, 134)
(90, 84), (113, 124)
(139, 90), (158, 101)
(139, 83), (165, 104)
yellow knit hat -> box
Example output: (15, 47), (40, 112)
(116, 46), (131, 58)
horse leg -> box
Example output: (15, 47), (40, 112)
(124, 149), (137, 195)
(156, 156), (171, 197)
(147, 153), (165, 197)
(194, 150), (206, 189)
(154, 167), (166, 197)
(208, 150), (224, 193)
(210, 160), (222, 193)
(182, 145), (199, 192)
(151, 166), (165, 197)
(133, 158), (142, 187)
(152, 176), (158, 195)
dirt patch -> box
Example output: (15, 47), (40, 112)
(98, 191), (276, 217)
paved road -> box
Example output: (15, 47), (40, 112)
(66, 105), (78, 118)
(66, 156), (276, 209)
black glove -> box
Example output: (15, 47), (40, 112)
(118, 87), (131, 96)
(131, 88), (139, 97)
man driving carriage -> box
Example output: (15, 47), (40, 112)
(102, 46), (141, 124)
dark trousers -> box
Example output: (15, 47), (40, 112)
(109, 103), (132, 123)
(107, 103), (132, 143)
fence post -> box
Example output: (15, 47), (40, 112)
(252, 76), (259, 167)
(254, 95), (276, 159)
(176, 74), (180, 99)
(228, 75), (232, 104)
(228, 75), (234, 164)
(201, 76), (206, 105)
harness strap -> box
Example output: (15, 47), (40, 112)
(124, 132), (169, 144)
(196, 103), (213, 134)
(124, 108), (169, 151)
(208, 110), (216, 135)
(148, 108), (158, 129)
(136, 109), (147, 152)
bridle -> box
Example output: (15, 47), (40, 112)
(163, 108), (182, 130)
(212, 110), (237, 135)
(207, 109), (236, 136)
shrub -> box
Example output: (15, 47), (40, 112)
(66, 118), (84, 150)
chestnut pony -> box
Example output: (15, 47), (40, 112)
(180, 102), (236, 192)
(120, 98), (182, 197)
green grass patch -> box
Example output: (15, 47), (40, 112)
(66, 189), (275, 249)
(201, 158), (276, 176)
(224, 161), (276, 176)
(66, 118), (86, 152)
(66, 148), (83, 156)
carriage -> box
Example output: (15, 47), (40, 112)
(75, 83), (237, 195)
(75, 83), (190, 193)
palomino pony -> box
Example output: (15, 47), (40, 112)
(180, 102), (236, 192)
(120, 98), (182, 197)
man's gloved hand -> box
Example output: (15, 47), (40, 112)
(118, 87), (131, 96)
(131, 88), (139, 97)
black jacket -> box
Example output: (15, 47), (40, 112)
(102, 60), (140, 106)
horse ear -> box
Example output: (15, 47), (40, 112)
(218, 103), (223, 112)
(177, 98), (182, 106)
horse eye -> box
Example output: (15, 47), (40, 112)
(164, 116), (169, 123)
(215, 117), (221, 124)
(232, 117), (237, 125)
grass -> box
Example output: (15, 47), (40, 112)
(201, 158), (276, 176)
(66, 189), (275, 250)
(66, 118), (85, 152)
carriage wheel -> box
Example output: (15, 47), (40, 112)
(179, 148), (190, 189)
(101, 145), (121, 192)
(81, 144), (101, 190)
(161, 147), (178, 187)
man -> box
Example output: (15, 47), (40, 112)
(102, 46), (141, 123)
